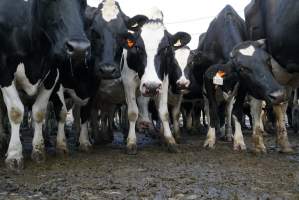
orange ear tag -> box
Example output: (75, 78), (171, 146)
(127, 39), (135, 48)
(213, 70), (226, 85)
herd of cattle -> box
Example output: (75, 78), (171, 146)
(0, 0), (299, 171)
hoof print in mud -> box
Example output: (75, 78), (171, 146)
(5, 157), (24, 172)
(126, 144), (137, 155)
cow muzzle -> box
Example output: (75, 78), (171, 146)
(176, 79), (190, 92)
(65, 39), (90, 59)
(97, 64), (121, 79)
(141, 82), (162, 97)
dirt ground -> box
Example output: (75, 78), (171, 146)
(0, 128), (299, 200)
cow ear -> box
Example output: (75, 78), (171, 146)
(255, 39), (267, 50)
(126, 15), (149, 32)
(171, 32), (191, 48)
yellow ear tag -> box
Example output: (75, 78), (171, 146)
(173, 39), (182, 47)
(213, 70), (226, 85)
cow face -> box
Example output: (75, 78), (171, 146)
(124, 11), (191, 97)
(36, 0), (90, 62)
(169, 46), (193, 94)
(91, 0), (128, 79)
(230, 40), (286, 104)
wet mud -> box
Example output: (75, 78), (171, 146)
(0, 129), (299, 200)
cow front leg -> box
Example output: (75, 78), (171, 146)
(1, 84), (24, 171)
(273, 103), (293, 153)
(79, 104), (92, 152)
(232, 115), (246, 151)
(156, 80), (177, 153)
(54, 85), (69, 155)
(250, 97), (266, 153)
(124, 84), (138, 155)
(31, 86), (54, 162)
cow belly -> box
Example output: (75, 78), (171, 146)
(97, 79), (125, 104)
(15, 63), (40, 96)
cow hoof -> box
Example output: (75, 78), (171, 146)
(31, 149), (46, 163)
(174, 133), (181, 144)
(203, 139), (215, 149)
(126, 143), (137, 155)
(56, 145), (69, 156)
(279, 146), (294, 154)
(252, 147), (267, 154)
(5, 156), (24, 172)
(167, 143), (178, 153)
(79, 143), (92, 153)
(233, 143), (247, 151)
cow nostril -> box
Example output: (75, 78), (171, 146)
(66, 42), (75, 55)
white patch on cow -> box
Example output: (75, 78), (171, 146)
(56, 84), (68, 151)
(143, 7), (163, 21)
(15, 63), (40, 96)
(174, 48), (191, 87)
(65, 88), (89, 106)
(232, 115), (246, 150)
(204, 127), (216, 148)
(101, 0), (119, 22)
(239, 45), (255, 57)
(1, 84), (24, 164)
(57, 84), (67, 111)
(139, 19), (165, 93)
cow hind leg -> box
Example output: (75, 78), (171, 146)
(172, 95), (183, 143)
(273, 103), (294, 153)
(1, 85), (24, 171)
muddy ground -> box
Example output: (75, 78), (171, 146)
(0, 128), (299, 200)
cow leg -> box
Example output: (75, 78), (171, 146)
(79, 104), (92, 152)
(186, 106), (193, 132)
(31, 70), (59, 163)
(137, 96), (152, 131)
(224, 96), (235, 142)
(250, 97), (266, 153)
(172, 94), (183, 142)
(232, 115), (246, 151)
(123, 80), (138, 155)
(156, 78), (177, 153)
(1, 84), (24, 171)
(273, 103), (293, 153)
(31, 85), (54, 162)
(54, 85), (68, 155)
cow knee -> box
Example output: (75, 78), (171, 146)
(128, 112), (138, 121)
(59, 110), (67, 122)
(32, 106), (46, 123)
(9, 106), (24, 124)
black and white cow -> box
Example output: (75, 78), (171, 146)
(243, 0), (299, 153)
(194, 5), (286, 152)
(84, 0), (131, 145)
(0, 0), (89, 170)
(121, 7), (190, 154)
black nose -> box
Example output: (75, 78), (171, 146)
(97, 64), (120, 79)
(66, 40), (90, 57)
(268, 89), (286, 104)
(142, 82), (162, 96)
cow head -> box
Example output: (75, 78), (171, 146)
(33, 0), (90, 62)
(229, 40), (286, 104)
(124, 8), (191, 97)
(90, 0), (129, 79)
(169, 45), (193, 94)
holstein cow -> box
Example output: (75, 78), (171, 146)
(0, 0), (90, 170)
(122, 8), (190, 154)
(197, 5), (286, 152)
(84, 0), (131, 145)
(244, 0), (299, 153)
